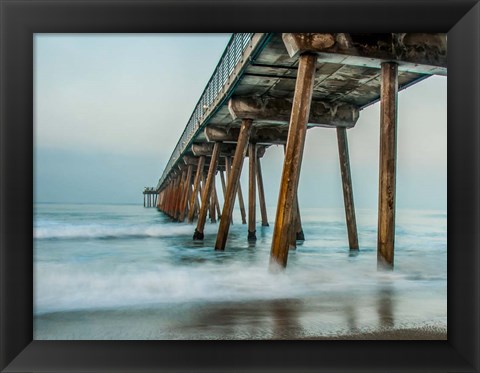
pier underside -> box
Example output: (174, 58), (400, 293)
(153, 33), (446, 270)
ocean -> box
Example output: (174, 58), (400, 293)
(33, 203), (447, 340)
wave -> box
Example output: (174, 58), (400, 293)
(33, 256), (447, 315)
(34, 223), (199, 240)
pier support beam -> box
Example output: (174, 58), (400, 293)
(169, 177), (179, 218)
(289, 197), (299, 250)
(173, 175), (182, 218)
(226, 156), (246, 224)
(377, 62), (398, 270)
(214, 182), (221, 220)
(209, 173), (217, 223)
(337, 127), (359, 251)
(256, 153), (269, 227)
(188, 156), (205, 223)
(179, 164), (193, 222)
(269, 52), (317, 270)
(174, 169), (186, 220)
(215, 119), (253, 250)
(225, 157), (234, 224)
(237, 180), (247, 225)
(295, 196), (304, 241)
(219, 169), (232, 224)
(248, 143), (257, 241)
(194, 142), (221, 240)
(219, 169), (227, 196)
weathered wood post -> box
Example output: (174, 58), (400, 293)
(219, 168), (232, 224)
(179, 164), (193, 222)
(215, 119), (253, 250)
(187, 156), (205, 223)
(289, 197), (299, 250)
(194, 142), (221, 240)
(295, 196), (305, 240)
(237, 181), (247, 225)
(199, 172), (207, 216)
(143, 192), (146, 207)
(175, 169), (186, 219)
(269, 52), (317, 270)
(169, 183), (175, 214)
(248, 143), (257, 241)
(174, 169), (186, 220)
(377, 62), (398, 270)
(171, 175), (181, 217)
(256, 153), (269, 227)
(214, 181), (221, 220)
(163, 186), (168, 212)
(166, 179), (173, 216)
(210, 173), (217, 223)
(226, 156), (246, 224)
(337, 127), (359, 251)
(219, 169), (227, 196)
(194, 187), (201, 218)
(163, 184), (169, 213)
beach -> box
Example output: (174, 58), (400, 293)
(34, 203), (447, 340)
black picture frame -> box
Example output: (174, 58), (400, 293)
(1, 0), (479, 372)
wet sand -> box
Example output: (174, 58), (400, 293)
(303, 328), (446, 340)
(35, 296), (447, 340)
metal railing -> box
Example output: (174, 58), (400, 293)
(156, 33), (268, 191)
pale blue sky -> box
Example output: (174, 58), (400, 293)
(34, 34), (447, 210)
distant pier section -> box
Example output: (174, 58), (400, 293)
(143, 187), (158, 208)
(146, 33), (447, 270)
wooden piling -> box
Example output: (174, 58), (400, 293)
(220, 169), (227, 196)
(199, 172), (207, 214)
(214, 183), (221, 219)
(225, 157), (235, 224)
(295, 195), (304, 241)
(219, 169), (232, 224)
(172, 175), (182, 218)
(256, 154), (269, 227)
(226, 156), (247, 224)
(377, 62), (398, 270)
(179, 164), (193, 222)
(168, 182), (175, 216)
(209, 173), (217, 223)
(248, 143), (257, 241)
(166, 179), (174, 216)
(337, 127), (359, 251)
(289, 197), (298, 250)
(164, 185), (169, 213)
(174, 170), (186, 220)
(269, 53), (317, 270)
(282, 143), (304, 241)
(237, 181), (247, 225)
(171, 181), (177, 216)
(215, 119), (253, 250)
(194, 142), (221, 240)
(188, 156), (205, 223)
(176, 170), (186, 219)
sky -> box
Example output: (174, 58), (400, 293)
(34, 34), (447, 210)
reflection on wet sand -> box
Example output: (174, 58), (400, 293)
(377, 283), (396, 328)
(34, 285), (445, 340)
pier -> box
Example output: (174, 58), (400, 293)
(150, 33), (447, 270)
(143, 187), (158, 208)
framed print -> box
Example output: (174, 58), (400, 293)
(1, 0), (479, 372)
